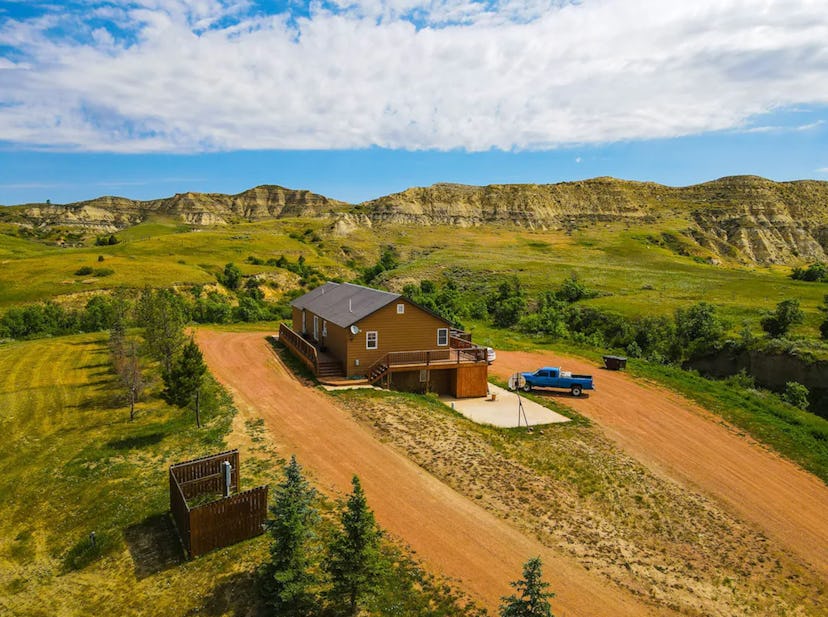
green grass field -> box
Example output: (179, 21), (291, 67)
(0, 333), (486, 616)
(0, 333), (268, 616)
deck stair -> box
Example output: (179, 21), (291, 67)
(317, 358), (344, 379)
(367, 357), (389, 384)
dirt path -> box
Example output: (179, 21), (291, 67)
(492, 351), (828, 579)
(197, 330), (677, 617)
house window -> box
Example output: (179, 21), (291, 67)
(313, 315), (319, 340)
(437, 328), (448, 346)
(366, 331), (378, 350)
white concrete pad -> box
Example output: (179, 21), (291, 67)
(321, 384), (379, 391)
(440, 383), (571, 427)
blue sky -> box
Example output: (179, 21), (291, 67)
(0, 0), (826, 205)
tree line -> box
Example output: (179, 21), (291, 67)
(107, 288), (207, 426)
(260, 456), (557, 617)
(404, 275), (828, 362)
(0, 266), (294, 341)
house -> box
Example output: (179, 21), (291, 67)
(278, 282), (489, 398)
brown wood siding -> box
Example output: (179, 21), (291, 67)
(454, 364), (489, 398)
(346, 299), (450, 377)
(291, 307), (346, 371)
(292, 306), (308, 335)
(293, 309), (325, 343)
(323, 323), (348, 370)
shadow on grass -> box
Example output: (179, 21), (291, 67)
(106, 432), (165, 450)
(123, 514), (185, 580)
(189, 569), (267, 617)
(68, 393), (121, 411)
(66, 340), (108, 348)
(78, 362), (110, 370)
(524, 388), (592, 400)
(87, 368), (116, 378)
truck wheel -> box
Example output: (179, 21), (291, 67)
(571, 386), (582, 397)
(522, 382), (532, 392)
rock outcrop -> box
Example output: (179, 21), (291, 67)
(3, 176), (827, 265)
(356, 176), (828, 264)
(1, 185), (347, 232)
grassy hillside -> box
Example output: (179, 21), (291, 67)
(0, 218), (343, 305)
(2, 218), (826, 338)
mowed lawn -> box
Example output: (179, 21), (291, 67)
(0, 334), (273, 616)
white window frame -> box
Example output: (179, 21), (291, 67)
(301, 310), (306, 333)
(437, 327), (448, 347)
(397, 303), (405, 314)
(313, 315), (319, 340)
(366, 331), (378, 350)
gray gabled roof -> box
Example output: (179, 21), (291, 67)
(290, 282), (402, 328)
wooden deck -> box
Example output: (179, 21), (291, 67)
(366, 347), (488, 384)
(278, 323), (488, 388)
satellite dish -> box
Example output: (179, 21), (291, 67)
(350, 325), (360, 335)
(508, 373), (526, 391)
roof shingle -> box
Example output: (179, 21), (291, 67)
(290, 282), (401, 328)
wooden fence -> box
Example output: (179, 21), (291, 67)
(169, 450), (268, 558)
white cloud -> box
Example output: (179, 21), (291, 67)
(796, 120), (825, 131)
(817, 168), (828, 174)
(0, 0), (826, 152)
(743, 119), (825, 134)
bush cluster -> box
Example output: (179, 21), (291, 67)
(360, 246), (399, 285)
(0, 278), (293, 340)
(245, 254), (324, 288)
(405, 274), (723, 363)
(94, 234), (119, 246)
(0, 295), (128, 339)
(791, 262), (827, 282)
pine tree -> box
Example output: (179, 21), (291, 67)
(136, 288), (187, 374)
(162, 337), (207, 427)
(260, 456), (320, 616)
(500, 557), (556, 617)
(326, 476), (382, 616)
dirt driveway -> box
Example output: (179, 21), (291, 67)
(197, 330), (676, 617)
(492, 351), (828, 578)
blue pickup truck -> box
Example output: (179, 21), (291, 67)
(514, 367), (594, 397)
